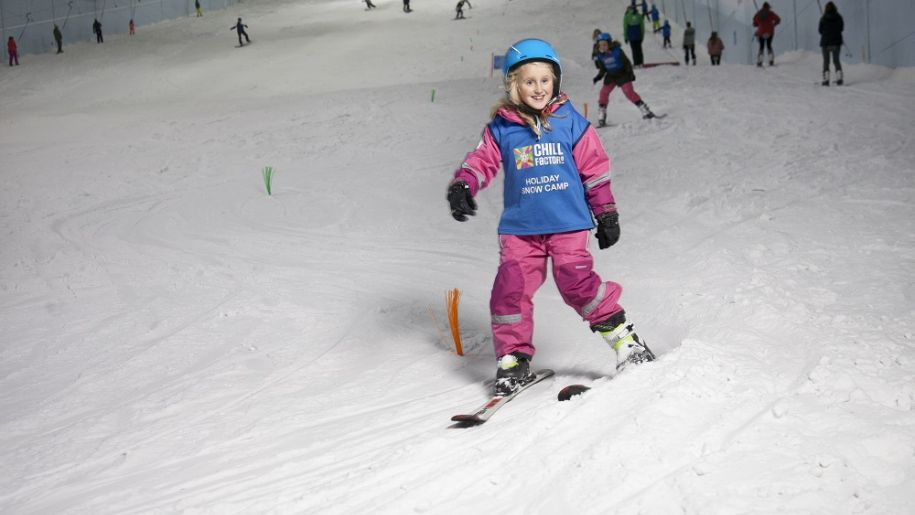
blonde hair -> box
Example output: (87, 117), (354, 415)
(490, 63), (566, 138)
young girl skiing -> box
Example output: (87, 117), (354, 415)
(447, 38), (654, 396)
(592, 33), (656, 126)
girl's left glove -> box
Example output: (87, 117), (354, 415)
(595, 212), (620, 249)
(447, 182), (477, 222)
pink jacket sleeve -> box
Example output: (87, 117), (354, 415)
(451, 126), (502, 196)
(573, 126), (617, 216)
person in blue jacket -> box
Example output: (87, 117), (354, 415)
(819, 1), (844, 86)
(661, 20), (672, 48)
(447, 38), (655, 395)
(650, 4), (661, 32)
(231, 17), (250, 46)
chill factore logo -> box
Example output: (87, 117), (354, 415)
(513, 142), (565, 170)
(513, 142), (570, 195)
(514, 145), (534, 170)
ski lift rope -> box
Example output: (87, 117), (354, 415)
(61, 1), (74, 30)
(17, 11), (33, 40)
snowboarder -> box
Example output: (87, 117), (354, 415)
(682, 22), (696, 66)
(623, 5), (645, 67)
(707, 31), (725, 65)
(129, 19), (135, 36)
(53, 24), (63, 54)
(364, 0), (376, 9)
(7, 36), (19, 66)
(592, 33), (657, 125)
(230, 18), (250, 46)
(447, 38), (654, 396)
(195, 0), (203, 17)
(650, 4), (660, 33)
(455, 0), (471, 20)
(819, 1), (844, 86)
(661, 20), (671, 48)
(753, 1), (780, 67)
(93, 19), (103, 44)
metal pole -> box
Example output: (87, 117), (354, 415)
(0, 1), (5, 54)
(865, 0), (871, 63)
(793, 0), (798, 50)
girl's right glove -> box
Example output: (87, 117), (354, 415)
(447, 182), (477, 222)
(595, 212), (620, 249)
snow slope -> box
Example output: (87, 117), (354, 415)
(1, 0), (914, 513)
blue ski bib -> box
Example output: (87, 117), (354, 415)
(488, 103), (594, 235)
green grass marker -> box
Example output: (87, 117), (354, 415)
(262, 166), (274, 195)
(431, 88), (436, 103)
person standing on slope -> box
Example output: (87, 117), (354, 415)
(682, 22), (696, 65)
(92, 18), (103, 44)
(819, 1), (844, 86)
(753, 1), (781, 67)
(623, 5), (646, 67)
(446, 38), (655, 396)
(7, 36), (19, 66)
(53, 24), (64, 54)
(707, 31), (725, 65)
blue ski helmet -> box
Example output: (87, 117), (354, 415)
(503, 38), (562, 97)
(597, 32), (612, 42)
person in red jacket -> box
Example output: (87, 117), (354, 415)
(752, 1), (780, 67)
(7, 36), (18, 66)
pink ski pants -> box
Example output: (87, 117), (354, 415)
(598, 81), (641, 106)
(490, 230), (623, 359)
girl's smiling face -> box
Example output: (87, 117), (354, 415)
(515, 62), (555, 111)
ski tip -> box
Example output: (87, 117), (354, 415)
(557, 384), (591, 402)
(451, 414), (484, 425)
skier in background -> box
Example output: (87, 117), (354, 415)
(195, 0), (203, 17)
(707, 31), (725, 65)
(753, 1), (780, 66)
(364, 0), (377, 10)
(650, 3), (660, 32)
(682, 21), (696, 65)
(53, 24), (63, 54)
(230, 17), (250, 46)
(661, 20), (671, 48)
(455, 0), (471, 19)
(447, 38), (655, 395)
(403, 0), (412, 13)
(623, 4), (645, 67)
(7, 36), (19, 66)
(129, 19), (135, 36)
(819, 1), (844, 86)
(592, 32), (657, 125)
(93, 18), (103, 43)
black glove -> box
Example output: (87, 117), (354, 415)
(593, 77), (600, 85)
(595, 212), (620, 249)
(447, 182), (477, 222)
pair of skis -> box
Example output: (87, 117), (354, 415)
(450, 370), (591, 426)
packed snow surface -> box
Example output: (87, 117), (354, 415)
(1, 0), (914, 513)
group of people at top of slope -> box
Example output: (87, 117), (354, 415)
(615, 1), (844, 78)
